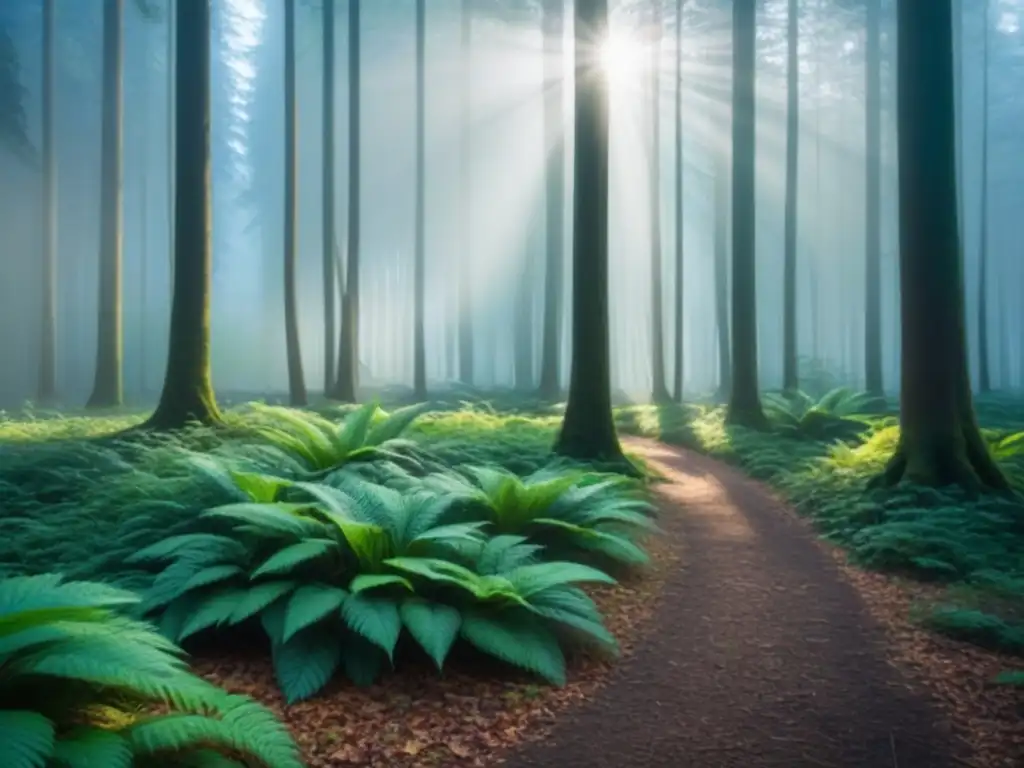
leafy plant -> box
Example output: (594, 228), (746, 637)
(246, 401), (431, 475)
(135, 472), (622, 703)
(0, 573), (302, 768)
(420, 465), (657, 567)
(762, 387), (883, 441)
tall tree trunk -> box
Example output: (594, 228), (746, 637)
(413, 0), (427, 399)
(514, 242), (533, 390)
(876, 0), (1007, 490)
(781, 0), (799, 394)
(87, 0), (125, 408)
(672, 0), (684, 403)
(714, 144), (731, 399)
(144, 0), (222, 429)
(333, 0), (361, 402)
(538, 0), (564, 400)
(283, 0), (307, 406)
(38, 0), (57, 404)
(140, 144), (148, 395)
(977, 0), (990, 394)
(554, 0), (625, 464)
(864, 0), (883, 396)
(322, 0), (336, 393)
(457, 0), (474, 385)
(166, 0), (174, 281)
(649, 3), (670, 403)
(724, 0), (766, 428)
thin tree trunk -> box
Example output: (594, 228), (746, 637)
(166, 0), (174, 282)
(725, 0), (767, 428)
(538, 0), (564, 399)
(322, 0), (336, 393)
(458, 0), (474, 385)
(875, 0), (1006, 490)
(554, 0), (625, 464)
(333, 0), (361, 402)
(782, 0), (799, 394)
(38, 0), (57, 404)
(87, 0), (124, 408)
(649, 3), (670, 403)
(864, 0), (883, 395)
(977, 0), (990, 394)
(283, 0), (307, 406)
(714, 144), (731, 399)
(672, 0), (684, 402)
(144, 0), (221, 429)
(413, 0), (427, 398)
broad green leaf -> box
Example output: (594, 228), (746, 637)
(460, 610), (566, 685)
(251, 539), (336, 579)
(349, 574), (413, 594)
(272, 625), (343, 703)
(340, 594), (401, 659)
(0, 710), (55, 768)
(282, 585), (348, 642)
(400, 598), (461, 669)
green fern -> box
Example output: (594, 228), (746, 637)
(140, 473), (624, 702)
(246, 401), (429, 474)
(0, 574), (302, 768)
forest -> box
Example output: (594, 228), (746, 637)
(0, 0), (1022, 766)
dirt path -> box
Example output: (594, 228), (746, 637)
(504, 437), (961, 768)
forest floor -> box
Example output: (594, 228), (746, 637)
(1, 392), (1023, 766)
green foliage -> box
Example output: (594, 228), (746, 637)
(135, 470), (625, 702)
(761, 387), (887, 441)
(246, 401), (431, 475)
(0, 573), (302, 768)
(421, 465), (656, 567)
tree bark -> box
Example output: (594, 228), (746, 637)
(554, 0), (625, 464)
(87, 0), (125, 408)
(714, 143), (731, 399)
(143, 0), (222, 430)
(332, 0), (361, 402)
(976, 0), (990, 394)
(283, 0), (307, 406)
(782, 0), (799, 394)
(457, 0), (474, 385)
(322, 0), (336, 393)
(649, 3), (670, 404)
(864, 0), (883, 396)
(876, 0), (1007, 490)
(672, 0), (684, 403)
(537, 0), (565, 400)
(38, 0), (57, 404)
(413, 0), (427, 399)
(724, 0), (767, 428)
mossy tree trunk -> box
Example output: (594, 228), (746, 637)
(864, 0), (883, 397)
(322, 0), (336, 394)
(649, 3), (671, 404)
(781, 0), (799, 395)
(413, 0), (427, 400)
(332, 0), (361, 402)
(87, 0), (125, 409)
(537, 0), (565, 400)
(554, 0), (625, 464)
(725, 0), (767, 429)
(283, 0), (307, 407)
(38, 0), (57, 404)
(876, 0), (1007, 491)
(672, 0), (684, 403)
(144, 0), (222, 430)
(976, 0), (991, 395)
(457, 0), (474, 386)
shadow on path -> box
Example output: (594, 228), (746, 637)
(504, 438), (961, 768)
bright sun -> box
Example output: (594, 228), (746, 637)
(599, 32), (645, 82)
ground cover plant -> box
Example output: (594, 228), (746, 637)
(0, 401), (659, 713)
(0, 573), (302, 768)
